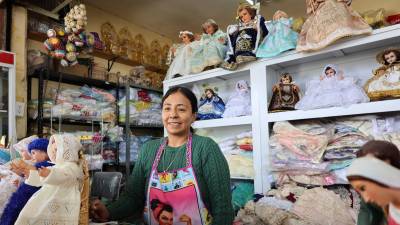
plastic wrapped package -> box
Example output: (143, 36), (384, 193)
(225, 154), (254, 179)
(28, 100), (53, 119)
(119, 135), (153, 163)
(85, 154), (104, 170)
(0, 165), (21, 217)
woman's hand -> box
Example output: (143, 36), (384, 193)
(90, 199), (110, 222)
(10, 159), (36, 177)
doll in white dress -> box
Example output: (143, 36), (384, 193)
(295, 64), (369, 110)
(165, 31), (196, 80)
(223, 80), (252, 118)
(364, 48), (400, 100)
(15, 133), (85, 225)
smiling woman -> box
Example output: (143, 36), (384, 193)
(90, 86), (234, 225)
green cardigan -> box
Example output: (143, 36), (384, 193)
(108, 134), (235, 224)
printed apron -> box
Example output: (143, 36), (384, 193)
(144, 135), (212, 225)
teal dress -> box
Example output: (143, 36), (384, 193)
(256, 17), (298, 58)
(190, 30), (227, 74)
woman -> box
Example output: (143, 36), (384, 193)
(347, 140), (400, 225)
(90, 86), (234, 224)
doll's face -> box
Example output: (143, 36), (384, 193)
(350, 179), (393, 208)
(238, 83), (247, 90)
(30, 150), (49, 163)
(204, 24), (215, 35)
(180, 34), (191, 45)
(205, 90), (213, 99)
(281, 76), (291, 84)
(239, 9), (252, 23)
(384, 52), (397, 64)
(325, 68), (336, 78)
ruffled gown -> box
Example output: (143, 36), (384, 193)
(256, 17), (298, 58)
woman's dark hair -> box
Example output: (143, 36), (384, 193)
(150, 199), (173, 220)
(356, 140), (400, 169)
(162, 86), (198, 133)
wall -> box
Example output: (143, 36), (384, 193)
(11, 6), (27, 139)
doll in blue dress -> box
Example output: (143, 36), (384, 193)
(190, 19), (228, 74)
(256, 10), (299, 58)
(222, 3), (268, 71)
(197, 88), (225, 120)
(0, 138), (54, 225)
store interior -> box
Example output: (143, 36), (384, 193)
(0, 0), (400, 224)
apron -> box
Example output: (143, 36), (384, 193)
(144, 135), (212, 225)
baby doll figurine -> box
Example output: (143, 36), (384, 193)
(223, 80), (251, 118)
(165, 31), (196, 80)
(222, 3), (268, 70)
(1, 138), (54, 225)
(197, 88), (225, 120)
(256, 10), (299, 58)
(268, 73), (301, 112)
(364, 48), (400, 100)
(295, 64), (369, 110)
(296, 0), (372, 52)
(14, 134), (86, 225)
(190, 19), (228, 74)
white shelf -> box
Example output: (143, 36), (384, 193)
(192, 115), (252, 129)
(266, 99), (400, 122)
(231, 176), (254, 181)
(260, 24), (400, 68)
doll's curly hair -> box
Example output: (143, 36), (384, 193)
(237, 4), (257, 20)
(280, 73), (293, 83)
(377, 48), (400, 65)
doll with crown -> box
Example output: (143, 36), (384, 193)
(221, 3), (268, 70)
(364, 48), (400, 100)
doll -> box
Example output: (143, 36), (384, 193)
(222, 3), (268, 70)
(165, 31), (196, 80)
(222, 80), (251, 118)
(295, 64), (369, 110)
(197, 88), (225, 120)
(268, 73), (301, 112)
(296, 0), (372, 52)
(0, 138), (54, 225)
(14, 134), (86, 225)
(256, 10), (299, 58)
(364, 48), (400, 100)
(190, 19), (228, 73)
(44, 29), (66, 59)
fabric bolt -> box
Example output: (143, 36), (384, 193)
(292, 187), (355, 225)
(107, 135), (234, 224)
(256, 17), (298, 58)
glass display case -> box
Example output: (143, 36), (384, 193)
(0, 50), (16, 148)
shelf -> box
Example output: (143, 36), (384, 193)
(29, 71), (117, 90)
(192, 116), (252, 129)
(266, 99), (400, 122)
(117, 122), (163, 129)
(121, 83), (163, 93)
(27, 31), (166, 74)
(30, 118), (112, 126)
(260, 24), (400, 68)
(231, 177), (254, 181)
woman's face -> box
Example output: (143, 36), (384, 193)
(181, 34), (191, 44)
(162, 92), (196, 137)
(204, 24), (215, 35)
(350, 179), (393, 208)
(239, 9), (252, 23)
(159, 210), (173, 225)
(325, 68), (336, 78)
(384, 52), (397, 64)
